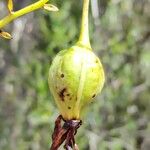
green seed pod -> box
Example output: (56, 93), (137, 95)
(48, 44), (105, 120)
(48, 0), (105, 120)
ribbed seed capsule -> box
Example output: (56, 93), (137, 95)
(48, 44), (105, 120)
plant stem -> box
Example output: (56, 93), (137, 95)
(0, 0), (48, 29)
(78, 0), (91, 49)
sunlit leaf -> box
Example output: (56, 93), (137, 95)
(7, 0), (13, 13)
(43, 4), (59, 12)
(0, 30), (12, 39)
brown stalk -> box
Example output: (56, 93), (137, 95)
(50, 115), (82, 150)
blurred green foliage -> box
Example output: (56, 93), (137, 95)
(0, 0), (150, 150)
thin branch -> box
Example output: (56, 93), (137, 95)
(0, 0), (49, 29)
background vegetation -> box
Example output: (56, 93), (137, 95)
(0, 0), (149, 150)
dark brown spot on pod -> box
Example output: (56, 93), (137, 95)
(68, 106), (71, 109)
(66, 93), (70, 96)
(59, 88), (67, 101)
(92, 94), (96, 98)
(60, 73), (64, 78)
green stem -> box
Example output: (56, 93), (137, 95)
(78, 0), (91, 49)
(0, 0), (48, 29)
